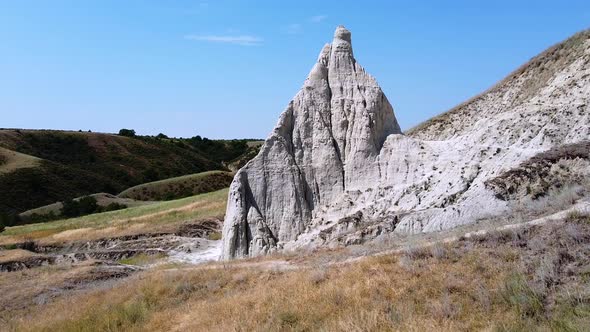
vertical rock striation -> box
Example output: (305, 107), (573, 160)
(221, 26), (401, 259)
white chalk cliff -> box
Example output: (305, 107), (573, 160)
(222, 26), (590, 259)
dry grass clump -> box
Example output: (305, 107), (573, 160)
(565, 210), (590, 225)
(12, 252), (506, 332)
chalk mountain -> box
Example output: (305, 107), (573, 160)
(222, 26), (590, 259)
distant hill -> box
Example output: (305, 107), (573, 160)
(118, 171), (234, 201)
(0, 129), (259, 221)
(19, 193), (153, 223)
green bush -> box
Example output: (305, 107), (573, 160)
(61, 196), (99, 218)
(102, 202), (127, 212)
(0, 130), (258, 222)
(501, 273), (545, 319)
(78, 196), (99, 215)
(118, 129), (136, 137)
(0, 211), (20, 228)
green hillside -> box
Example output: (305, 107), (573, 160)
(118, 171), (234, 201)
(0, 129), (256, 222)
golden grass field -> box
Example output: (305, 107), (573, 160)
(1, 183), (589, 332)
(4, 212), (590, 332)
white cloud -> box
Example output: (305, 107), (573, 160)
(310, 15), (327, 23)
(184, 34), (263, 46)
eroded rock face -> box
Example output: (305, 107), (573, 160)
(222, 27), (590, 260)
(222, 26), (401, 259)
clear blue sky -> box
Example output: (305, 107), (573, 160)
(1, 1), (589, 139)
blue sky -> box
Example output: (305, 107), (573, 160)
(1, 1), (589, 139)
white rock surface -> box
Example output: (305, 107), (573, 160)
(169, 240), (221, 265)
(222, 27), (590, 260)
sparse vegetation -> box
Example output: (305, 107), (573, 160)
(486, 141), (590, 201)
(3, 211), (589, 331)
(119, 252), (167, 266)
(59, 196), (127, 219)
(407, 30), (590, 139)
(207, 232), (222, 241)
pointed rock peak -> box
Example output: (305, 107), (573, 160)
(334, 25), (352, 43)
(331, 25), (354, 58)
(317, 43), (331, 66)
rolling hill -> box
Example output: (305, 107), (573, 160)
(0, 129), (259, 222)
(118, 170), (234, 201)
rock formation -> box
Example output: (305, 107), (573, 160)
(222, 26), (401, 259)
(222, 26), (590, 260)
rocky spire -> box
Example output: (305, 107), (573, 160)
(221, 26), (401, 260)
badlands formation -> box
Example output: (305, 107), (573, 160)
(222, 26), (590, 259)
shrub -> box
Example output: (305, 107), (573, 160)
(60, 196), (100, 218)
(402, 243), (432, 260)
(207, 232), (222, 241)
(0, 211), (20, 227)
(78, 196), (98, 215)
(118, 129), (136, 137)
(20, 240), (37, 252)
(102, 202), (127, 212)
(565, 210), (590, 224)
(278, 311), (299, 328)
(501, 273), (545, 319)
(61, 199), (81, 218)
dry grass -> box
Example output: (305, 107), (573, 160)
(118, 252), (167, 266)
(7, 215), (590, 332)
(0, 249), (38, 263)
(0, 147), (40, 174)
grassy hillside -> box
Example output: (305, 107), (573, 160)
(0, 159), (123, 219)
(0, 146), (40, 174)
(0, 188), (228, 245)
(406, 29), (590, 138)
(4, 211), (589, 331)
(118, 171), (234, 201)
(18, 193), (153, 222)
(0, 129), (255, 220)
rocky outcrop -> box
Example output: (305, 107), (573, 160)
(222, 27), (590, 260)
(222, 26), (401, 259)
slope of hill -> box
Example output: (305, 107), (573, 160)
(0, 129), (254, 220)
(407, 29), (590, 141)
(0, 146), (40, 174)
(18, 193), (154, 222)
(118, 171), (234, 201)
